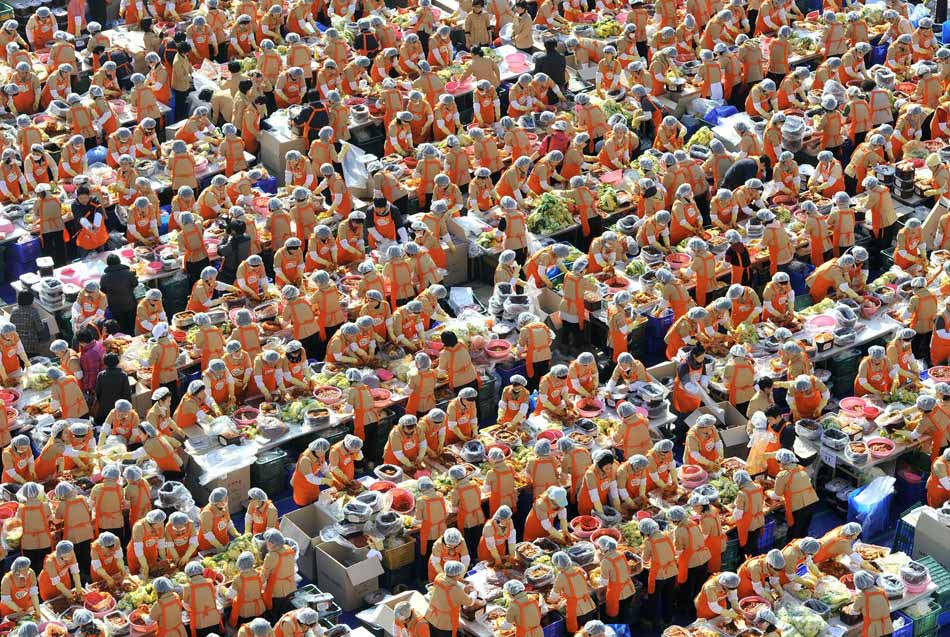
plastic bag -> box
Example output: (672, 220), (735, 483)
(847, 475), (896, 539)
(341, 142), (368, 188)
(746, 429), (770, 475)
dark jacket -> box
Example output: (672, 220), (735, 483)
(534, 50), (567, 90)
(217, 234), (251, 284)
(99, 263), (139, 313)
(95, 366), (132, 424)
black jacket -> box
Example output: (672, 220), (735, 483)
(99, 263), (139, 313)
(95, 366), (132, 423)
(218, 234), (252, 284)
(534, 51), (567, 90)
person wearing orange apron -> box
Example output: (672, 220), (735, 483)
(428, 528), (470, 582)
(723, 345), (757, 414)
(292, 438), (329, 507)
(127, 509), (167, 578)
(551, 552), (596, 632)
(696, 572), (742, 622)
(425, 563), (473, 637)
(608, 402), (649, 461)
(738, 550), (785, 599)
(504, 581), (545, 637)
(774, 450), (819, 538)
(226, 553), (266, 628)
(732, 470), (766, 559)
(181, 563), (224, 637)
(577, 451), (621, 516)
(243, 488), (278, 538)
(39, 541), (82, 601)
(149, 578), (188, 637)
(854, 572), (893, 637)
(197, 489), (237, 552)
(122, 465), (150, 531)
(477, 506), (516, 564)
(671, 342), (709, 415)
(48, 368), (88, 420)
(854, 347), (893, 398)
(89, 532), (127, 585)
(485, 448), (517, 515)
(641, 518), (680, 624)
(780, 536), (822, 587)
(261, 531), (297, 616)
(670, 505), (712, 604)
(911, 395), (948, 462)
(327, 436), (363, 489)
(787, 374), (828, 421)
(927, 448), (950, 508)
(524, 486), (569, 542)
(690, 493), (726, 573)
(0, 557), (42, 617)
(2, 434), (34, 484)
(163, 512), (197, 569)
(415, 477), (449, 568)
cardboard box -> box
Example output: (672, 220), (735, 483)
(912, 508), (950, 569)
(279, 504), (337, 582)
(685, 401), (750, 459)
(443, 239), (468, 286)
(359, 590), (429, 637)
(202, 464), (251, 514)
(314, 541), (385, 611)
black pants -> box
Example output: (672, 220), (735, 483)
(767, 71), (785, 84)
(526, 359), (550, 392)
(871, 224), (897, 270)
(315, 323), (341, 361)
(112, 310), (136, 335)
(790, 502), (817, 539)
(43, 230), (67, 266)
(649, 575), (676, 624)
(685, 563), (708, 607)
(173, 88), (192, 123)
(636, 41), (648, 59)
(430, 628), (453, 637)
(696, 191), (711, 228)
(559, 320), (587, 348)
(90, 0), (107, 24)
(195, 627), (218, 637)
(162, 379), (181, 412)
(514, 247), (527, 265)
(579, 216), (603, 253)
(74, 539), (92, 581)
(363, 420), (380, 466)
(913, 332), (933, 363)
(24, 547), (47, 573)
(463, 524), (481, 558)
(268, 594), (293, 623)
(740, 525), (761, 560)
(301, 333), (322, 360)
(185, 257), (210, 289)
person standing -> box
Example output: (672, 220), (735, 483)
(95, 353), (132, 424)
(98, 254), (139, 334)
(9, 291), (48, 357)
(170, 43), (193, 123)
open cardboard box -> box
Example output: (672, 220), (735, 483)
(314, 540), (385, 611)
(358, 590), (429, 637)
(685, 401), (750, 459)
(279, 503), (338, 582)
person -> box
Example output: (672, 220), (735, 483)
(550, 551), (595, 632)
(425, 560), (473, 637)
(15, 482), (51, 571)
(852, 570), (892, 637)
(774, 449), (819, 538)
(34, 183), (67, 265)
(92, 256), (138, 328)
(0, 557), (41, 617)
(90, 464), (125, 542)
(393, 603), (429, 637)
(477, 504), (516, 564)
(695, 572), (741, 621)
(428, 527), (469, 581)
(260, 529), (297, 618)
(929, 447), (950, 507)
(54, 481), (95, 575)
(535, 39), (567, 90)
(327, 435), (363, 489)
(39, 540), (82, 601)
(738, 549), (785, 601)
(181, 561), (223, 637)
(217, 219), (252, 285)
(128, 509), (168, 578)
(8, 291), (47, 357)
(226, 553), (266, 627)
(198, 488), (238, 551)
(94, 353), (132, 424)
(670, 504), (711, 605)
(640, 517), (677, 626)
(504, 580), (545, 637)
(292, 438), (329, 507)
(90, 531), (127, 585)
(577, 450), (620, 515)
(150, 577), (186, 637)
(415, 477), (448, 568)
(524, 485), (569, 542)
(781, 536), (821, 587)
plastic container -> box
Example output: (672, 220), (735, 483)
(906, 599), (940, 637)
(252, 449), (288, 497)
(893, 612), (914, 637)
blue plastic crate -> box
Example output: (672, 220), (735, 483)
(607, 625), (631, 637)
(758, 517), (776, 552)
(894, 612), (914, 637)
(495, 359), (527, 389)
(896, 470), (929, 513)
(542, 612), (565, 637)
